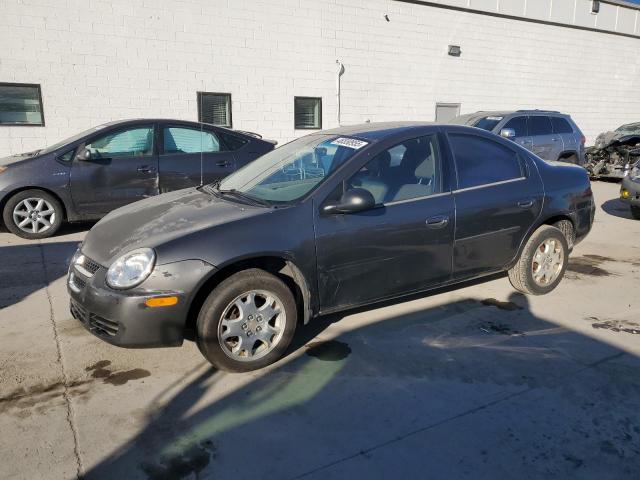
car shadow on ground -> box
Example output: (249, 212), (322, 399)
(84, 288), (640, 479)
(0, 241), (78, 310)
(601, 198), (633, 220)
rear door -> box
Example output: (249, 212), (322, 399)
(158, 123), (236, 192)
(446, 130), (543, 279)
(551, 116), (578, 162)
(70, 123), (158, 215)
(529, 115), (562, 161)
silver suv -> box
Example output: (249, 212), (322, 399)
(451, 110), (586, 165)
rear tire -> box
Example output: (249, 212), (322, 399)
(631, 206), (640, 220)
(508, 225), (569, 295)
(552, 219), (575, 250)
(196, 268), (297, 372)
(2, 189), (64, 239)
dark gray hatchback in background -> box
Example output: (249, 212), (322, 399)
(450, 110), (586, 165)
(0, 119), (275, 239)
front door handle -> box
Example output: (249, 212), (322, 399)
(426, 215), (449, 229)
(216, 160), (232, 167)
(137, 165), (156, 174)
(518, 199), (534, 209)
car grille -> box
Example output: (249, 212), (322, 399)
(83, 257), (102, 275)
(70, 299), (120, 337)
(69, 273), (86, 291)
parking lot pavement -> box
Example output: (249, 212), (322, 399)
(1, 180), (639, 480)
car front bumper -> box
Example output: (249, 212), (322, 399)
(620, 176), (640, 207)
(67, 254), (215, 348)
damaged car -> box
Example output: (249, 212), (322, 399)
(620, 162), (640, 220)
(586, 122), (640, 179)
(68, 122), (594, 372)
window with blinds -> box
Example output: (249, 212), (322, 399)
(197, 92), (232, 128)
(0, 83), (45, 126)
(294, 97), (322, 130)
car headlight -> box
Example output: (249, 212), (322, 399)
(106, 248), (155, 289)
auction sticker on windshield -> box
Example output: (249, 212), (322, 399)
(331, 137), (369, 149)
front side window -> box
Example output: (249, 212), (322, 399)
(529, 116), (553, 136)
(198, 92), (232, 127)
(503, 116), (528, 137)
(449, 133), (523, 190)
(85, 126), (153, 158)
(218, 134), (364, 203)
(294, 97), (322, 129)
(0, 83), (44, 126)
(163, 127), (221, 154)
(348, 135), (441, 205)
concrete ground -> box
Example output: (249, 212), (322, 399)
(1, 180), (639, 480)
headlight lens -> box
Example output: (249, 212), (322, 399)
(106, 248), (155, 289)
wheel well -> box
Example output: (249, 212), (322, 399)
(0, 186), (68, 222)
(184, 256), (311, 339)
(558, 151), (578, 162)
(541, 214), (575, 248)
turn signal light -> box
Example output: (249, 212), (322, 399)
(620, 189), (630, 199)
(145, 296), (178, 307)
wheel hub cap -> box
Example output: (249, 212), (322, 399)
(531, 238), (564, 286)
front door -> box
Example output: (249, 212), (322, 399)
(314, 134), (455, 312)
(159, 124), (236, 192)
(446, 131), (543, 279)
(70, 124), (159, 215)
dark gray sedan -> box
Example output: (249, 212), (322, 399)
(68, 122), (595, 372)
(0, 119), (275, 238)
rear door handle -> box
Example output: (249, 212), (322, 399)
(426, 215), (449, 228)
(216, 160), (232, 167)
(518, 199), (534, 209)
(137, 165), (156, 174)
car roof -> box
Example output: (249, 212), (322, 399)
(320, 122), (437, 141)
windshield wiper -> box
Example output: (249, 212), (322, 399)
(217, 188), (272, 207)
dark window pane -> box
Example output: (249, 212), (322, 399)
(449, 134), (523, 189)
(473, 116), (503, 131)
(219, 131), (248, 151)
(86, 126), (154, 158)
(198, 93), (232, 127)
(528, 116), (553, 136)
(295, 97), (322, 129)
(503, 116), (528, 137)
(58, 149), (75, 162)
(163, 127), (220, 154)
(0, 84), (44, 125)
(551, 117), (573, 134)
(348, 135), (441, 204)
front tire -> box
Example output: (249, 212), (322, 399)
(196, 269), (297, 372)
(508, 225), (569, 295)
(631, 206), (640, 220)
(2, 189), (63, 239)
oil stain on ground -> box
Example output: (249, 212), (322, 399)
(141, 440), (215, 480)
(86, 360), (151, 386)
(586, 317), (640, 335)
(306, 340), (351, 361)
(481, 298), (523, 311)
(478, 321), (523, 336)
(566, 254), (615, 278)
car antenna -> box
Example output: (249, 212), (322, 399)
(199, 93), (204, 187)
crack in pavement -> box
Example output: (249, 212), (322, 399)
(39, 241), (84, 479)
(288, 351), (627, 480)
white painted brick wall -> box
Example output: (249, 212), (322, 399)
(0, 0), (639, 155)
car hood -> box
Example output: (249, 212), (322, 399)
(81, 188), (267, 265)
(0, 150), (44, 167)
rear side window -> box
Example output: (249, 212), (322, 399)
(551, 117), (573, 134)
(163, 127), (221, 154)
(449, 133), (523, 190)
(219, 131), (248, 151)
(503, 116), (528, 137)
(529, 116), (553, 136)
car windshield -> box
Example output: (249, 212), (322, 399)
(473, 116), (504, 131)
(39, 123), (112, 155)
(217, 134), (365, 203)
(615, 123), (640, 135)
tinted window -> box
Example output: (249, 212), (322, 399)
(219, 131), (248, 151)
(0, 83), (44, 126)
(348, 135), (441, 204)
(551, 117), (573, 134)
(86, 126), (153, 158)
(449, 134), (523, 189)
(57, 149), (75, 162)
(473, 116), (503, 131)
(529, 116), (553, 136)
(503, 116), (528, 137)
(163, 127), (220, 154)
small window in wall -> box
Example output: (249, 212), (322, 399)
(435, 103), (460, 123)
(198, 92), (232, 128)
(295, 97), (322, 130)
(0, 83), (45, 126)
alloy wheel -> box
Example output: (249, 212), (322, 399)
(12, 198), (56, 234)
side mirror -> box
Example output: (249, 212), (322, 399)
(500, 128), (516, 139)
(323, 188), (376, 214)
(76, 148), (92, 161)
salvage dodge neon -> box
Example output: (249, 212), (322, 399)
(68, 122), (595, 372)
